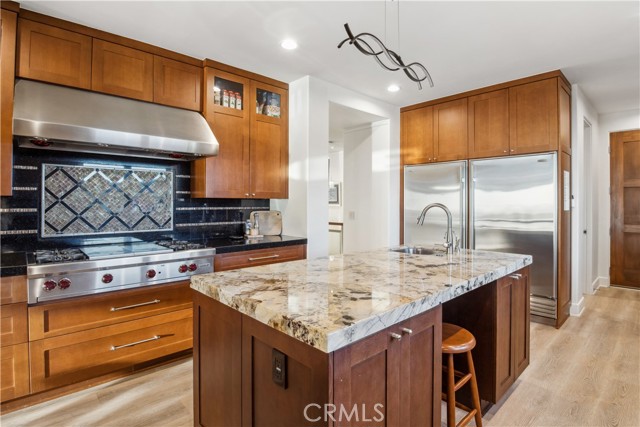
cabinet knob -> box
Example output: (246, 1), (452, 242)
(245, 193), (249, 197)
(251, 193), (256, 197)
(503, 150), (507, 153)
(401, 327), (413, 335)
(509, 273), (522, 280)
(389, 332), (402, 341)
(510, 149), (515, 152)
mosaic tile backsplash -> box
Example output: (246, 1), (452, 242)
(42, 164), (173, 237)
(0, 147), (270, 249)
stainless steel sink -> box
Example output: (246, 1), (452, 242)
(390, 246), (438, 255)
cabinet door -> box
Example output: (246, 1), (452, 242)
(433, 98), (468, 162)
(513, 268), (530, 377)
(214, 244), (306, 272)
(495, 275), (515, 400)
(1, 9), (16, 196)
(333, 326), (401, 426)
(402, 107), (434, 165)
(153, 56), (202, 111)
(17, 19), (91, 88)
(1, 303), (28, 346)
(559, 80), (571, 155)
(191, 68), (250, 198)
(398, 306), (441, 427)
(509, 78), (559, 154)
(91, 39), (153, 101)
(0, 343), (29, 401)
(468, 90), (509, 159)
(249, 81), (288, 199)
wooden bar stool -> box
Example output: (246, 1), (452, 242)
(442, 323), (483, 427)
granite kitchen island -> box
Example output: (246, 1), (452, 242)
(191, 249), (532, 427)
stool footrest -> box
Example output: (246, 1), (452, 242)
(454, 373), (472, 392)
(457, 408), (478, 427)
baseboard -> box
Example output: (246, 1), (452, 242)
(570, 297), (585, 317)
(595, 276), (610, 290)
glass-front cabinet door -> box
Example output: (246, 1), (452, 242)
(249, 81), (288, 199)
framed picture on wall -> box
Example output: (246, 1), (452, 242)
(329, 183), (341, 205)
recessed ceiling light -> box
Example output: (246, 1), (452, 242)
(387, 84), (400, 92)
(281, 39), (298, 50)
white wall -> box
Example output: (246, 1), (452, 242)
(570, 85), (600, 316)
(274, 76), (400, 259)
(595, 109), (640, 285)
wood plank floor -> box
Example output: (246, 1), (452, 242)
(2, 287), (638, 427)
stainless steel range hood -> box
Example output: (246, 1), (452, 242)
(13, 79), (218, 160)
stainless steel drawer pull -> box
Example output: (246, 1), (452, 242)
(110, 335), (160, 351)
(401, 327), (413, 335)
(509, 274), (523, 280)
(390, 332), (402, 341)
(248, 254), (280, 261)
(110, 299), (160, 312)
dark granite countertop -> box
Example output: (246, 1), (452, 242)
(0, 235), (307, 278)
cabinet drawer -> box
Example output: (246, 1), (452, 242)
(30, 309), (192, 393)
(0, 275), (27, 305)
(29, 281), (192, 340)
(214, 245), (306, 272)
(0, 343), (29, 401)
(1, 302), (28, 346)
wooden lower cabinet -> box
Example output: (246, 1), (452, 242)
(214, 244), (306, 272)
(30, 308), (192, 393)
(443, 267), (530, 404)
(193, 292), (441, 427)
(1, 303), (28, 346)
(0, 343), (29, 401)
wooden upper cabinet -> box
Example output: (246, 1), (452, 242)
(192, 68), (250, 198)
(1, 9), (17, 197)
(91, 39), (153, 101)
(17, 19), (91, 89)
(249, 81), (289, 199)
(153, 56), (202, 111)
(559, 80), (571, 155)
(468, 89), (510, 159)
(401, 107), (434, 165)
(433, 98), (468, 162)
(509, 78), (559, 155)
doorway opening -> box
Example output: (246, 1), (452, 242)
(328, 102), (388, 254)
(582, 119), (597, 294)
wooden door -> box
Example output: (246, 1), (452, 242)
(468, 89), (509, 159)
(401, 107), (434, 164)
(91, 39), (153, 101)
(17, 19), (91, 88)
(191, 68), (250, 198)
(398, 306), (441, 427)
(1, 9), (16, 196)
(333, 326), (401, 426)
(433, 98), (468, 162)
(495, 275), (515, 400)
(153, 56), (202, 111)
(610, 129), (640, 288)
(509, 78), (558, 155)
(249, 81), (289, 199)
(513, 267), (530, 377)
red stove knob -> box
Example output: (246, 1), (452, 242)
(58, 278), (71, 289)
(178, 264), (188, 273)
(146, 269), (157, 279)
(43, 280), (57, 291)
(102, 273), (114, 284)
(188, 263), (198, 272)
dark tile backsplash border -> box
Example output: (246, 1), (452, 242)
(0, 146), (269, 251)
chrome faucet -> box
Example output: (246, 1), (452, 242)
(417, 203), (459, 254)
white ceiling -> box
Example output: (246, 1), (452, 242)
(20, 1), (640, 114)
(329, 102), (386, 147)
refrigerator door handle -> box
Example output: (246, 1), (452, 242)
(469, 176), (476, 249)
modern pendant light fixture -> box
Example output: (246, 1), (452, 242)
(337, 1), (433, 90)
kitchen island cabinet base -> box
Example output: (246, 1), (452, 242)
(193, 291), (441, 427)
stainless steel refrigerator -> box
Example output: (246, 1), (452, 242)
(403, 161), (467, 249)
(470, 153), (557, 319)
